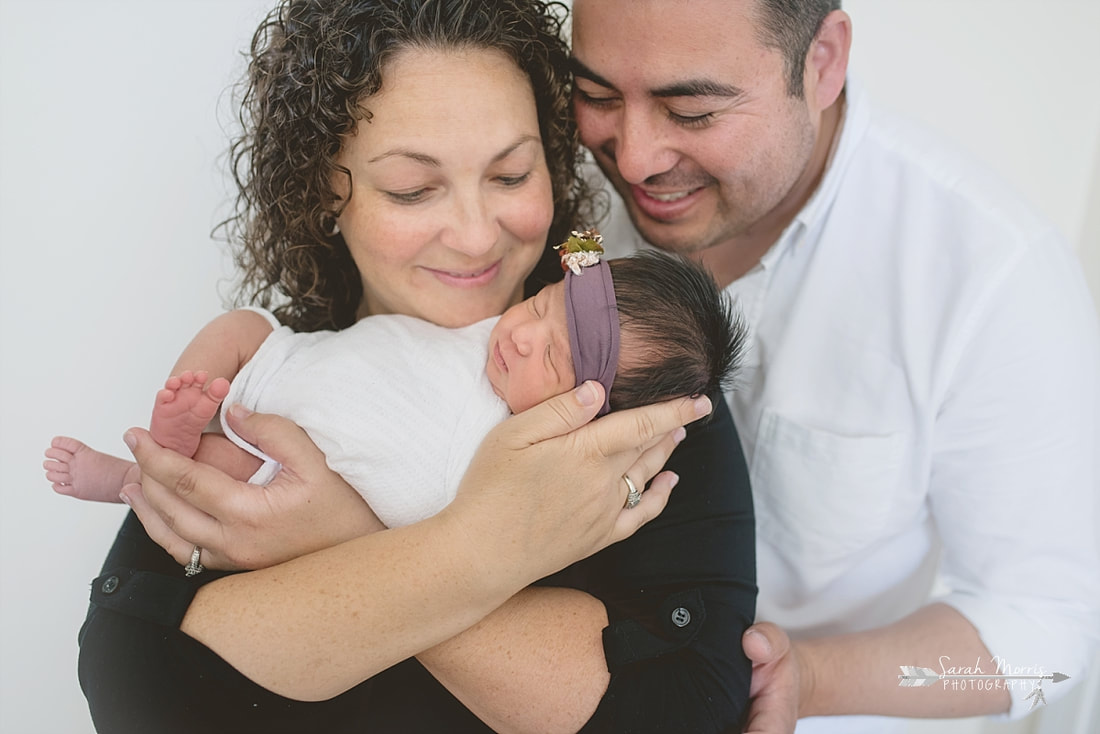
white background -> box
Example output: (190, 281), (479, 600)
(1, 1), (1097, 732)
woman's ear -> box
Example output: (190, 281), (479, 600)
(805, 9), (851, 112)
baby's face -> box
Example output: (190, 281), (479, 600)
(486, 280), (576, 413)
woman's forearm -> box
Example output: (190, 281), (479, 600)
(418, 586), (611, 734)
(181, 510), (519, 700)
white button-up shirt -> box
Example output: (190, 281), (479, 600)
(598, 78), (1100, 728)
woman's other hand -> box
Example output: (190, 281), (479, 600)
(441, 380), (711, 587)
(121, 405), (384, 570)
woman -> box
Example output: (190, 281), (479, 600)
(80, 1), (756, 731)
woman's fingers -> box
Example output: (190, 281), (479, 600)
(126, 414), (383, 570)
(120, 481), (230, 569)
(583, 393), (710, 463)
(122, 428), (236, 554)
(124, 427), (227, 515)
(222, 404), (329, 478)
(497, 381), (605, 448)
(610, 470), (678, 544)
(504, 380), (711, 460)
(623, 426), (687, 496)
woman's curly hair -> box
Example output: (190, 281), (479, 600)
(221, 0), (594, 332)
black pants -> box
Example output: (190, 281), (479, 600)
(78, 399), (755, 733)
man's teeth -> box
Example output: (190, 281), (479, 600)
(649, 190), (693, 202)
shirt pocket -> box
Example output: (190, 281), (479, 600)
(750, 408), (907, 574)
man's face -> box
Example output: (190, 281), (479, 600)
(571, 0), (821, 257)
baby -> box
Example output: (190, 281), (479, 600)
(46, 234), (744, 529)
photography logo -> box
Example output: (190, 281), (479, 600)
(898, 666), (1070, 710)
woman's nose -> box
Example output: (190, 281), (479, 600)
(441, 192), (500, 257)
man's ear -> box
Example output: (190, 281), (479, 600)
(805, 10), (851, 111)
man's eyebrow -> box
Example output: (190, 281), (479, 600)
(570, 56), (744, 100)
(569, 57), (616, 90)
(652, 79), (744, 99)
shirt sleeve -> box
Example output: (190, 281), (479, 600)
(927, 230), (1100, 718)
(542, 397), (757, 733)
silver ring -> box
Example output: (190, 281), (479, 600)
(623, 475), (641, 509)
(184, 545), (205, 577)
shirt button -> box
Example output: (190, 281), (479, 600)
(670, 607), (691, 628)
(101, 576), (119, 594)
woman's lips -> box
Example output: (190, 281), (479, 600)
(425, 260), (501, 288)
(630, 184), (705, 221)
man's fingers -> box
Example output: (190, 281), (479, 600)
(743, 622), (789, 665)
(742, 684), (798, 734)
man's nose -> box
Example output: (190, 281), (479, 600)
(613, 107), (678, 184)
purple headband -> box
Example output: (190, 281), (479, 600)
(564, 259), (621, 416)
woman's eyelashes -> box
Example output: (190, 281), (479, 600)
(495, 171), (532, 187)
(385, 187), (432, 204)
(382, 171), (533, 204)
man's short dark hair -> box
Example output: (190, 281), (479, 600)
(608, 251), (746, 412)
(754, 0), (841, 97)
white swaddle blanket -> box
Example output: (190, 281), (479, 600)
(220, 309), (510, 528)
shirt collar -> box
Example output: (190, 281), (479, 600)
(762, 76), (870, 270)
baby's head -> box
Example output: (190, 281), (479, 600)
(486, 238), (744, 414)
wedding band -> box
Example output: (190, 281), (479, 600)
(623, 475), (641, 509)
(185, 545), (205, 577)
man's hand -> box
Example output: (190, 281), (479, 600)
(742, 622), (804, 734)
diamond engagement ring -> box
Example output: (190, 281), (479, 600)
(623, 475), (641, 509)
(185, 545), (205, 577)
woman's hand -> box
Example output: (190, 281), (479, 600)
(440, 380), (711, 586)
(121, 404), (384, 570)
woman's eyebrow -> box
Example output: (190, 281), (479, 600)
(492, 135), (541, 163)
(368, 149), (441, 166)
(367, 135), (539, 167)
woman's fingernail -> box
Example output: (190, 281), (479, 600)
(227, 403), (252, 419)
(673, 426), (687, 444)
(667, 472), (680, 489)
(123, 431), (137, 451)
(694, 395), (712, 417)
(575, 381), (598, 407)
(119, 491), (131, 506)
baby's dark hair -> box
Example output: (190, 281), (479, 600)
(607, 251), (745, 412)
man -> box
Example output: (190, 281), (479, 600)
(570, 1), (1100, 732)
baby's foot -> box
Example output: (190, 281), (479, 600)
(43, 436), (138, 502)
(149, 370), (231, 457)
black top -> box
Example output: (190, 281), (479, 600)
(78, 398), (755, 733)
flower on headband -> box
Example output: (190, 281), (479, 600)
(555, 228), (605, 275)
